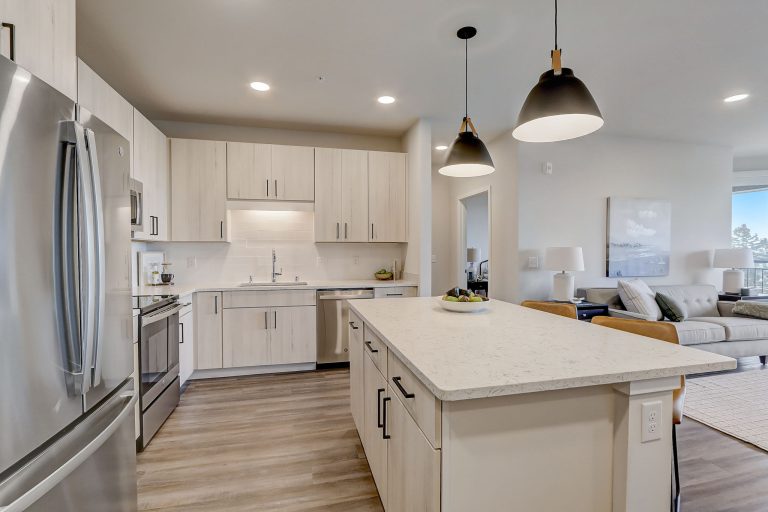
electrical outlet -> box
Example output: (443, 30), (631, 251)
(528, 256), (539, 269)
(316, 256), (324, 266)
(354, 256), (359, 265)
(641, 401), (663, 443)
(542, 161), (553, 175)
(186, 256), (197, 269)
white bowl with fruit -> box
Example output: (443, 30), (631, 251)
(437, 288), (490, 313)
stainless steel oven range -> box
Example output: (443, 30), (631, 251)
(133, 294), (183, 450)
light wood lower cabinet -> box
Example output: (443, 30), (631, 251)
(222, 305), (317, 368)
(349, 312), (365, 435)
(363, 353), (388, 509)
(178, 298), (195, 385)
(194, 292), (223, 370)
(387, 389), (441, 511)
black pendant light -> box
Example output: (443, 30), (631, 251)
(513, 0), (603, 143)
(439, 26), (495, 178)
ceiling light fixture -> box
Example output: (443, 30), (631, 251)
(724, 93), (749, 103)
(435, 145), (448, 151)
(439, 26), (495, 178)
(513, 0), (603, 143)
(250, 81), (270, 92)
(377, 95), (396, 104)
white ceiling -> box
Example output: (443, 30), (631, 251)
(77, 0), (768, 157)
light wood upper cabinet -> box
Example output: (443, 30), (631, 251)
(170, 138), (228, 242)
(76, 60), (133, 141)
(133, 110), (170, 241)
(0, 0), (76, 100)
(195, 292), (223, 370)
(226, 143), (313, 201)
(386, 389), (441, 512)
(314, 148), (369, 242)
(368, 151), (407, 242)
(226, 142), (270, 199)
(271, 145), (314, 201)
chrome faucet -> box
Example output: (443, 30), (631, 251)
(271, 249), (282, 283)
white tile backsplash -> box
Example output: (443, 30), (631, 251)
(150, 209), (405, 285)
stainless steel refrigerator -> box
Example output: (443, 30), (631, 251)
(0, 55), (137, 511)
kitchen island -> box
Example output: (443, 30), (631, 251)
(348, 297), (735, 512)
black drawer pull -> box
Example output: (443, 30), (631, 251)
(377, 388), (385, 428)
(364, 341), (378, 353)
(386, 293), (403, 297)
(382, 397), (391, 439)
(392, 376), (415, 398)
(349, 321), (359, 330)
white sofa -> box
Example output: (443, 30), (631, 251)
(578, 284), (768, 362)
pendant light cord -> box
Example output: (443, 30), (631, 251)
(554, 0), (558, 50)
(464, 37), (468, 129)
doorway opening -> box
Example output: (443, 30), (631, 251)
(458, 188), (491, 297)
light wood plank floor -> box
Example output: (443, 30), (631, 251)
(138, 366), (768, 512)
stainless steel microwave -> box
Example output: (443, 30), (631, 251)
(130, 178), (143, 233)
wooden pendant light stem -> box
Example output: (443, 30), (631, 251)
(460, 117), (478, 136)
(551, 48), (562, 75)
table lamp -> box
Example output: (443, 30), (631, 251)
(467, 247), (481, 281)
(713, 248), (754, 293)
(545, 247), (585, 301)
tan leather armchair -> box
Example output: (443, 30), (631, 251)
(591, 316), (684, 511)
(520, 301), (577, 319)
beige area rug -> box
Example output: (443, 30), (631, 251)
(684, 370), (768, 452)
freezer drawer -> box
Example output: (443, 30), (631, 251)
(0, 381), (138, 512)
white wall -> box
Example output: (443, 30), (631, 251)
(402, 119), (432, 294)
(517, 134), (734, 301)
(154, 120), (402, 151)
(463, 192), (489, 265)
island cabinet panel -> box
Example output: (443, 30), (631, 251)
(363, 353), (388, 509)
(362, 325), (388, 375)
(226, 142), (270, 200)
(387, 350), (441, 449)
(349, 311), (365, 436)
(386, 388), (441, 512)
(195, 292), (223, 370)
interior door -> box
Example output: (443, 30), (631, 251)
(0, 56), (84, 475)
(341, 149), (369, 242)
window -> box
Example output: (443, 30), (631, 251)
(732, 188), (768, 290)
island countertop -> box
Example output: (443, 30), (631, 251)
(349, 297), (736, 401)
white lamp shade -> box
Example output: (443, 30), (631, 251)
(544, 247), (585, 272)
(713, 248), (754, 269)
(467, 248), (481, 263)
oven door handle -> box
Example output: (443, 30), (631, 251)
(142, 304), (184, 326)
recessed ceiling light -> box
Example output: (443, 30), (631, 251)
(377, 95), (396, 104)
(435, 145), (448, 151)
(724, 93), (749, 103)
(250, 81), (270, 92)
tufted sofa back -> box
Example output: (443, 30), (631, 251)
(578, 284), (720, 318)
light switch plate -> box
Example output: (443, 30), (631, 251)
(641, 401), (662, 443)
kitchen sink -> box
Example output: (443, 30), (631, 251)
(238, 282), (308, 287)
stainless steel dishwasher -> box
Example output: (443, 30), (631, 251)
(316, 289), (374, 365)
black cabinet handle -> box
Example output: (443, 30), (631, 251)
(364, 341), (378, 353)
(386, 293), (403, 297)
(179, 322), (184, 344)
(266, 178), (269, 197)
(220, 220), (223, 239)
(377, 388), (385, 428)
(348, 321), (358, 330)
(392, 376), (415, 399)
(274, 310), (277, 329)
(382, 397), (391, 439)
(214, 295), (218, 315)
(344, 222), (348, 239)
(274, 179), (277, 197)
(1, 23), (15, 62)
(336, 222), (339, 240)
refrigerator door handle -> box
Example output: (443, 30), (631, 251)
(0, 392), (137, 512)
(55, 135), (85, 396)
(84, 128), (106, 388)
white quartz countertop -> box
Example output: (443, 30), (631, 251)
(132, 279), (419, 299)
(350, 297), (736, 401)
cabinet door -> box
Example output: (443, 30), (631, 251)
(194, 292), (223, 369)
(387, 391), (441, 512)
(368, 151), (407, 242)
(341, 149), (369, 242)
(314, 148), (342, 242)
(179, 310), (195, 385)
(76, 59), (133, 141)
(271, 145), (314, 201)
(222, 307), (270, 368)
(349, 314), (365, 436)
(270, 306), (316, 364)
(131, 110), (154, 241)
(171, 139), (227, 241)
(153, 134), (170, 241)
(227, 142), (270, 199)
(133, 342), (140, 440)
(363, 354), (388, 508)
(0, 0), (76, 100)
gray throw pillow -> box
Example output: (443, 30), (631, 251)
(655, 293), (688, 322)
(732, 301), (768, 320)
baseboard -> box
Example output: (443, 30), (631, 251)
(190, 363), (317, 380)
